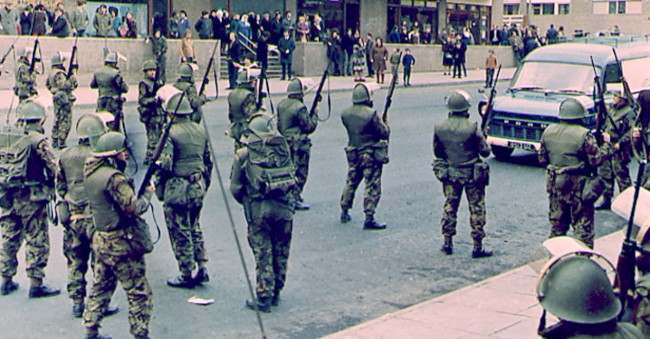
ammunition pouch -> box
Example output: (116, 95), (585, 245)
(432, 159), (449, 181)
(582, 175), (606, 204)
(546, 167), (557, 194)
(372, 140), (390, 164)
(472, 162), (490, 187)
(56, 200), (71, 226)
(124, 217), (153, 256)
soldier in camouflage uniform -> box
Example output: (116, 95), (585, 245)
(633, 225), (650, 336)
(150, 29), (167, 84)
(0, 100), (60, 298)
(230, 113), (297, 312)
(227, 69), (257, 151)
(47, 52), (79, 149)
(433, 90), (493, 258)
(57, 114), (113, 317)
(90, 51), (129, 131)
(156, 93), (212, 289)
(138, 60), (164, 165)
(83, 131), (154, 339)
(339, 83), (389, 230)
(595, 92), (634, 210)
(277, 78), (318, 210)
(173, 63), (207, 123)
(14, 48), (38, 102)
(538, 98), (611, 248)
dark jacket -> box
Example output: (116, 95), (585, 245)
(257, 39), (269, 67)
(212, 16), (226, 41)
(50, 15), (69, 37)
(19, 11), (32, 35)
(228, 41), (242, 64)
(341, 33), (355, 55)
(195, 17), (212, 39)
(277, 37), (295, 63)
(31, 9), (47, 35)
(402, 54), (415, 68)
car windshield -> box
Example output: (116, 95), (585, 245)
(512, 61), (595, 94)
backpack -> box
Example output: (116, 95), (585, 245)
(245, 135), (297, 198)
(0, 126), (33, 187)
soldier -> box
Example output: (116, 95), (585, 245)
(538, 98), (611, 248)
(227, 69), (257, 151)
(595, 91), (634, 210)
(150, 29), (167, 84)
(57, 114), (115, 317)
(633, 224), (650, 335)
(156, 93), (212, 288)
(138, 60), (164, 165)
(277, 78), (318, 210)
(230, 113), (297, 312)
(537, 251), (643, 338)
(433, 90), (492, 258)
(14, 47), (38, 102)
(90, 51), (128, 131)
(0, 100), (60, 298)
(173, 63), (207, 123)
(47, 52), (79, 149)
(83, 131), (154, 339)
(339, 83), (389, 230)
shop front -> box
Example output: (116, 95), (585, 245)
(297, 0), (361, 33)
(387, 0), (438, 41)
(445, 0), (491, 44)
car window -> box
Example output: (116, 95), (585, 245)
(512, 61), (595, 94)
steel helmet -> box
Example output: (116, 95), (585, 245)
(93, 131), (126, 158)
(352, 83), (376, 104)
(165, 92), (193, 115)
(236, 68), (260, 88)
(287, 78), (304, 97)
(19, 47), (33, 60)
(16, 100), (46, 122)
(51, 52), (66, 67)
(76, 114), (107, 141)
(447, 90), (472, 113)
(95, 111), (115, 130)
(537, 253), (620, 324)
(247, 113), (277, 138)
(559, 98), (586, 120)
(104, 51), (118, 64)
(178, 63), (194, 79)
(142, 59), (157, 72)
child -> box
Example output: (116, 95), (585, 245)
(402, 48), (415, 87)
(389, 48), (401, 84)
(352, 45), (366, 82)
(485, 49), (498, 88)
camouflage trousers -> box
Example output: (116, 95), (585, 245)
(289, 139), (312, 199)
(143, 119), (163, 163)
(97, 97), (124, 131)
(599, 154), (632, 198)
(0, 201), (49, 281)
(84, 230), (152, 337)
(340, 151), (383, 217)
(163, 202), (208, 276)
(635, 274), (650, 336)
(52, 102), (72, 149)
(548, 191), (595, 248)
(62, 215), (93, 304)
(246, 200), (293, 299)
(440, 180), (487, 241)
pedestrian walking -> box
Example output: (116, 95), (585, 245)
(389, 48), (401, 85)
(485, 49), (497, 88)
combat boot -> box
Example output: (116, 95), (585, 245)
(29, 284), (61, 298)
(245, 296), (272, 313)
(103, 305), (119, 317)
(340, 209), (351, 223)
(595, 196), (612, 210)
(0, 277), (18, 296)
(271, 288), (281, 307)
(363, 216), (387, 230)
(471, 241), (493, 259)
(85, 334), (112, 339)
(441, 237), (453, 255)
(295, 200), (311, 211)
(72, 302), (84, 318)
(193, 267), (210, 285)
(167, 274), (195, 289)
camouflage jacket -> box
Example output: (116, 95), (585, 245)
(151, 35), (168, 58)
(635, 273), (650, 336)
(138, 78), (163, 123)
(46, 67), (78, 105)
(14, 59), (37, 98)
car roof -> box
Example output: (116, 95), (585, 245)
(524, 42), (650, 66)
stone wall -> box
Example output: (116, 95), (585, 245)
(293, 42), (516, 76)
(0, 35), (219, 89)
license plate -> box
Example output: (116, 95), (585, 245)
(508, 141), (537, 152)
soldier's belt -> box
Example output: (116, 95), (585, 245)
(70, 214), (92, 221)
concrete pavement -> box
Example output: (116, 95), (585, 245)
(325, 231), (626, 339)
(0, 68), (516, 110)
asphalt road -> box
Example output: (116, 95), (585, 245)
(0, 82), (627, 339)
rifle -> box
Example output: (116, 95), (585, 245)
(382, 52), (402, 124)
(256, 70), (265, 110)
(613, 48), (637, 112)
(28, 39), (41, 75)
(66, 35), (79, 79)
(614, 158), (646, 317)
(199, 40), (219, 97)
(309, 65), (329, 118)
(480, 64), (502, 132)
(0, 36), (19, 66)
(591, 56), (608, 144)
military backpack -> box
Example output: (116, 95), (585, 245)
(245, 136), (297, 198)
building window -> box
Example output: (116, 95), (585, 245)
(532, 3), (542, 15)
(558, 4), (570, 14)
(609, 1), (626, 14)
(542, 3), (555, 14)
(503, 4), (520, 15)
